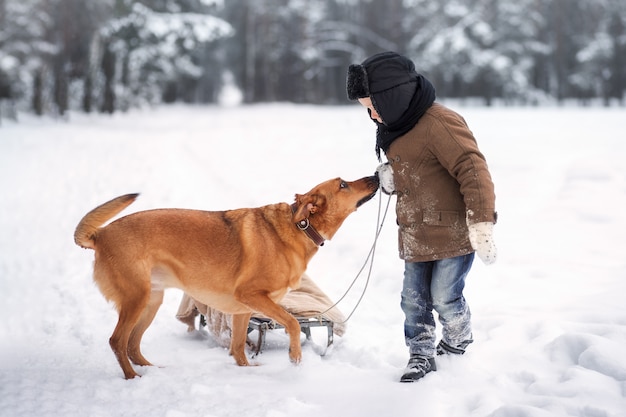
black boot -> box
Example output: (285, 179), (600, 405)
(399, 355), (437, 382)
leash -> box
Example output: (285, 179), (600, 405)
(316, 191), (393, 324)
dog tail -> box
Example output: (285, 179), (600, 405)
(74, 193), (139, 249)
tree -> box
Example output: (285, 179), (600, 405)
(1, 0), (626, 117)
(1, 0), (56, 114)
(405, 0), (551, 105)
(98, 1), (232, 111)
(559, 0), (625, 105)
(606, 11), (626, 104)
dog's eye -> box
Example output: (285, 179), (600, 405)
(339, 180), (348, 189)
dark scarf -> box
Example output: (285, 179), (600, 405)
(372, 75), (436, 161)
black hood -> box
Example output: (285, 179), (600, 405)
(346, 52), (436, 160)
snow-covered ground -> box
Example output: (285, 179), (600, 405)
(1, 103), (625, 417)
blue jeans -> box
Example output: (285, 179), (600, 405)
(401, 253), (474, 357)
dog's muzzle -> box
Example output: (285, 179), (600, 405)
(356, 175), (380, 207)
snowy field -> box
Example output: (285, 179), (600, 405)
(1, 103), (625, 417)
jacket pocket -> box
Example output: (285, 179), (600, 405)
(422, 211), (460, 227)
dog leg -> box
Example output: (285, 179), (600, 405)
(109, 294), (149, 379)
(230, 313), (252, 366)
(128, 289), (163, 367)
(236, 292), (302, 364)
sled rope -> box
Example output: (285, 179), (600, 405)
(317, 191), (393, 324)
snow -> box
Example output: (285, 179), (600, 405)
(1, 103), (626, 417)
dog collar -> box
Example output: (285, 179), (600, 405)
(290, 203), (325, 246)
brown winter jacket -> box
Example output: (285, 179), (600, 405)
(386, 103), (497, 262)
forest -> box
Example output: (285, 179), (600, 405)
(0, 0), (625, 118)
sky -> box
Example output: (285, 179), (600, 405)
(1, 103), (625, 417)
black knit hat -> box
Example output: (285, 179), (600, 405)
(346, 51), (418, 100)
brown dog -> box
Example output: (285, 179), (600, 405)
(74, 176), (379, 379)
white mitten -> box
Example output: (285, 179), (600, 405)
(376, 163), (395, 195)
(468, 222), (497, 265)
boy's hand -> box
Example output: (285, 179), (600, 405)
(468, 222), (497, 265)
(376, 163), (395, 195)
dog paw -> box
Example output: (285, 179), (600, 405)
(289, 347), (302, 364)
(234, 356), (250, 366)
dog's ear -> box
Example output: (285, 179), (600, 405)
(292, 194), (317, 223)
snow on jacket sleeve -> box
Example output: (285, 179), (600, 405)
(427, 106), (497, 225)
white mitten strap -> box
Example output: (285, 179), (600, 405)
(468, 222), (497, 265)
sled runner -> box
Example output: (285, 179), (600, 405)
(176, 273), (345, 357)
(247, 316), (334, 356)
